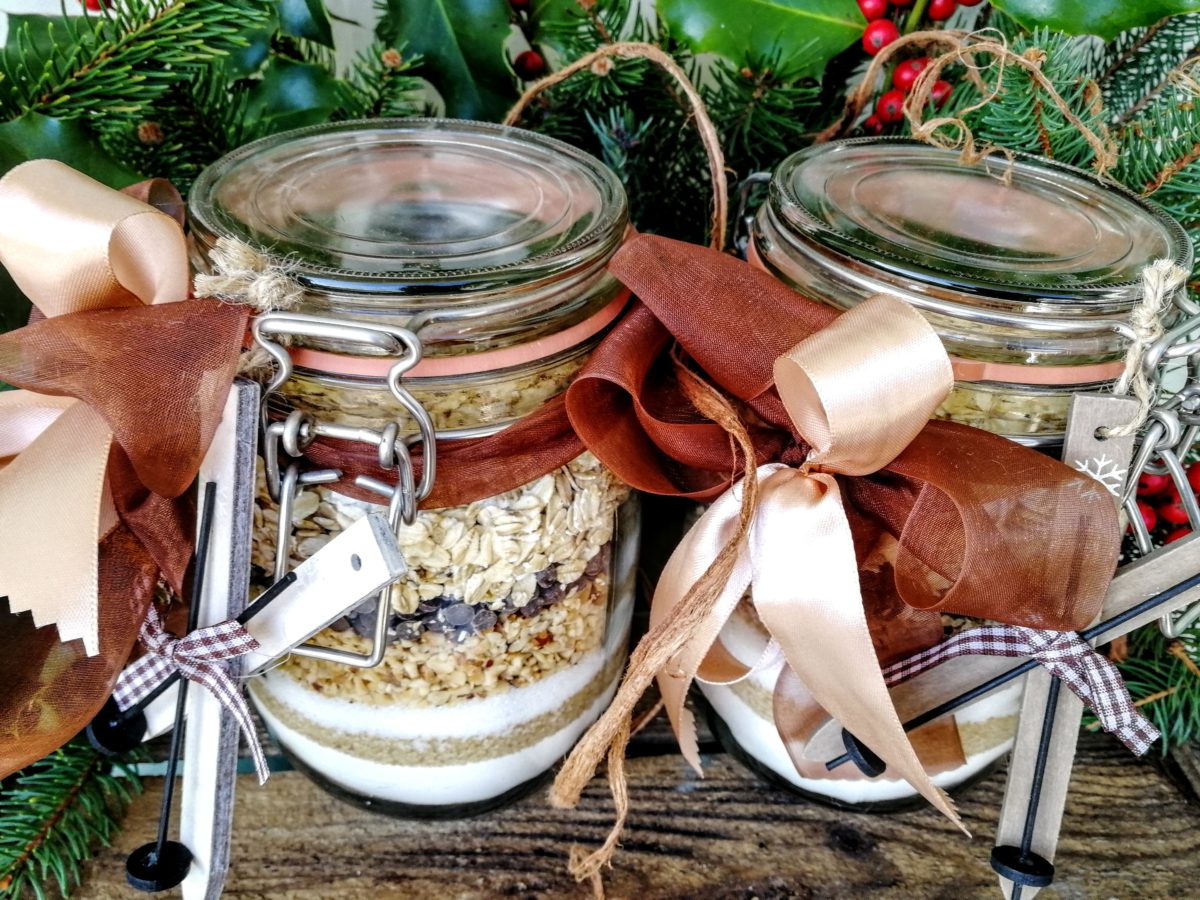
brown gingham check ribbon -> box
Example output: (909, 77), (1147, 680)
(881, 625), (1160, 755)
(113, 604), (270, 782)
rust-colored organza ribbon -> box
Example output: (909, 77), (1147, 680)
(548, 235), (1122, 840)
(0, 161), (246, 776)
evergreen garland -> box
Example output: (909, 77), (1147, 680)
(0, 741), (144, 899)
(0, 0), (271, 127)
(3, 5), (1200, 890)
(956, 28), (1108, 170)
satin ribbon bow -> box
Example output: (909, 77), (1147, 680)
(0, 161), (247, 657)
(0, 161), (191, 653)
(882, 625), (1161, 754)
(114, 605), (270, 783)
(651, 294), (966, 826)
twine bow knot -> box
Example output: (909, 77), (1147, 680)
(114, 605), (270, 783)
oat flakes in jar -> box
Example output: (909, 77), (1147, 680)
(188, 119), (639, 816)
(752, 139), (1192, 452)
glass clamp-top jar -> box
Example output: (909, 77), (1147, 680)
(751, 138), (1194, 451)
(188, 119), (639, 816)
(704, 138), (1193, 811)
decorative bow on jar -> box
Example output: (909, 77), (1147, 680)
(551, 235), (1123, 874)
(0, 161), (247, 775)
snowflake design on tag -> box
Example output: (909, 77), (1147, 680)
(1072, 454), (1128, 497)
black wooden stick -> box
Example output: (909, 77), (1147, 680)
(151, 481), (217, 864)
(825, 570), (1200, 771)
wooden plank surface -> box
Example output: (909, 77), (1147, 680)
(76, 730), (1200, 899)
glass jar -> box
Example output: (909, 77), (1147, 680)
(188, 119), (639, 816)
(701, 603), (1023, 810)
(752, 138), (1193, 450)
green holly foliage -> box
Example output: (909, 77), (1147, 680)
(378, 0), (517, 119)
(658, 0), (865, 79)
(992, 0), (1200, 40)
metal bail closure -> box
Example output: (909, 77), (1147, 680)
(250, 311), (437, 669)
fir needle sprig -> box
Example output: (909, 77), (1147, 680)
(0, 741), (145, 900)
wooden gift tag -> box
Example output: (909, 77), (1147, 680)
(994, 393), (1138, 900)
(180, 377), (259, 900)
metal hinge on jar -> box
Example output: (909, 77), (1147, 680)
(251, 311), (437, 668)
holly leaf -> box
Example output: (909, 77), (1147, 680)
(530, 0), (584, 55)
(990, 0), (1200, 40)
(277, 0), (335, 47)
(0, 113), (141, 187)
(380, 0), (516, 120)
(658, 0), (865, 78)
(243, 58), (342, 138)
(227, 19), (277, 78)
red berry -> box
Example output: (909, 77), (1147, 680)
(1159, 497), (1192, 526)
(958, 0), (984, 5)
(862, 19), (901, 55)
(1168, 526), (1192, 544)
(862, 114), (884, 136)
(1136, 500), (1158, 532)
(876, 88), (906, 124)
(510, 0), (530, 7)
(1139, 472), (1175, 497)
(930, 79), (953, 107)
(928, 0), (958, 20)
(889, 0), (914, 5)
(857, 0), (890, 20)
(83, 0), (105, 9)
(892, 57), (929, 93)
(513, 49), (546, 81)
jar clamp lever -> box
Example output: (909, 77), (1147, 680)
(251, 312), (438, 668)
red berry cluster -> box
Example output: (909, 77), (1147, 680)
(1135, 468), (1200, 544)
(858, 0), (971, 135)
(510, 0), (547, 81)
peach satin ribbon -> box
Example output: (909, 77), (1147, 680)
(0, 161), (188, 654)
(652, 294), (966, 826)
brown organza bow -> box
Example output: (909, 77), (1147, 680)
(549, 235), (1122, 870)
(0, 161), (246, 776)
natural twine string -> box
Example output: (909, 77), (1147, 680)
(817, 29), (1118, 178)
(1101, 259), (1188, 438)
(192, 236), (305, 376)
(553, 350), (760, 898)
(503, 41), (729, 251)
(194, 236), (304, 312)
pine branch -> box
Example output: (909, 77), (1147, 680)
(95, 63), (250, 192)
(1093, 14), (1200, 125)
(1114, 87), (1200, 195)
(0, 0), (270, 127)
(0, 741), (144, 899)
(335, 42), (426, 120)
(705, 55), (824, 178)
(959, 29), (1107, 171)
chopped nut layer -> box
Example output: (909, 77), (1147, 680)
(280, 576), (611, 706)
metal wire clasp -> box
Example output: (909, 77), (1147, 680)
(250, 311), (438, 668)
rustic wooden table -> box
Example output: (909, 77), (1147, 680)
(73, 501), (1200, 897)
(76, 725), (1200, 899)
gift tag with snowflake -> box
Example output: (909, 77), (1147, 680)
(1062, 394), (1141, 504)
(993, 392), (1140, 899)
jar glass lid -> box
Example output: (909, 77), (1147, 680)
(771, 139), (1190, 304)
(188, 119), (628, 297)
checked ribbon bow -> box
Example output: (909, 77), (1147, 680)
(882, 624), (1160, 755)
(113, 605), (270, 782)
